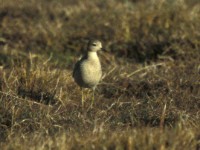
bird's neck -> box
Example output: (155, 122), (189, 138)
(87, 52), (98, 60)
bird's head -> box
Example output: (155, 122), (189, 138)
(88, 40), (104, 52)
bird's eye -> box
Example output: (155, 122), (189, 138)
(92, 43), (97, 46)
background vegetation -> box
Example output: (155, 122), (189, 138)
(0, 0), (200, 149)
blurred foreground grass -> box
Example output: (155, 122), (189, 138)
(0, 0), (200, 149)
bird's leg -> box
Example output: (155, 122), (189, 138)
(91, 87), (96, 108)
(81, 87), (84, 107)
(86, 89), (90, 99)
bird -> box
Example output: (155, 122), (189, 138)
(73, 39), (104, 107)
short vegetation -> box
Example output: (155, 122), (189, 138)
(0, 0), (200, 149)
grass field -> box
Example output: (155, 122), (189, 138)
(0, 0), (200, 149)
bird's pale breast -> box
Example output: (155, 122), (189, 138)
(80, 58), (102, 88)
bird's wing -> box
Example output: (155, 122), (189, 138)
(72, 55), (85, 78)
(72, 60), (80, 78)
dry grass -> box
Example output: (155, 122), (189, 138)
(0, 0), (200, 149)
